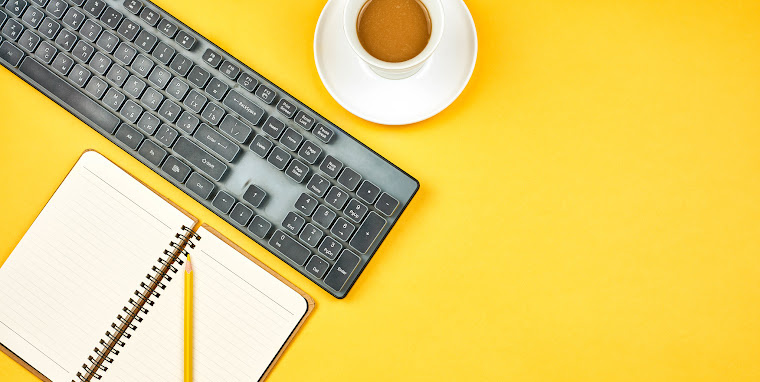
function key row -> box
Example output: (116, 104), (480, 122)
(123, 0), (194, 49)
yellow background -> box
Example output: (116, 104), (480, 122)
(1, 0), (759, 380)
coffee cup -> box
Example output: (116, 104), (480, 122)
(343, 0), (445, 80)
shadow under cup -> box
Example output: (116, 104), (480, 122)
(343, 0), (445, 80)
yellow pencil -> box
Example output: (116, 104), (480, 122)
(184, 255), (193, 382)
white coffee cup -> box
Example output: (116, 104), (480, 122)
(343, 0), (445, 80)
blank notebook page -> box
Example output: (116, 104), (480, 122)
(104, 226), (308, 382)
(0, 151), (195, 382)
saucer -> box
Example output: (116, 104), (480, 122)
(313, 0), (478, 125)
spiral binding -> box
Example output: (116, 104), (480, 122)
(74, 226), (200, 382)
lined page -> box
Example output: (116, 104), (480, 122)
(104, 226), (308, 382)
(0, 151), (195, 382)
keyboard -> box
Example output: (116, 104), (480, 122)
(0, 0), (418, 298)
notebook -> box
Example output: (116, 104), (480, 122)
(0, 150), (314, 382)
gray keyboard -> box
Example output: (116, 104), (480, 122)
(0, 0), (418, 298)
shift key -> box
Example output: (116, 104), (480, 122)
(193, 123), (239, 162)
(172, 137), (227, 181)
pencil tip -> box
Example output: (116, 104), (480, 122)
(185, 256), (192, 273)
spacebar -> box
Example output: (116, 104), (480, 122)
(19, 57), (120, 134)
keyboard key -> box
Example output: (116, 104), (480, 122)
(21, 5), (42, 28)
(67, 63), (90, 87)
(54, 28), (76, 51)
(99, 7), (122, 29)
(194, 123), (239, 161)
(357, 180), (381, 204)
(84, 76), (108, 99)
(285, 159), (309, 183)
(151, 41), (174, 65)
(50, 52), (73, 74)
(200, 101), (225, 125)
(166, 77), (189, 100)
(319, 155), (343, 178)
(304, 255), (329, 279)
(280, 128), (303, 151)
(138, 7), (159, 26)
(314, 123), (334, 143)
(349, 211), (386, 253)
(31, 0), (47, 7)
(157, 99), (180, 122)
(237, 72), (257, 92)
(123, 0), (142, 15)
(306, 174), (330, 197)
(174, 29), (194, 49)
(344, 198), (368, 223)
(18, 55), (120, 133)
(248, 216), (271, 239)
(113, 42), (136, 64)
(324, 249), (360, 291)
(1, 18), (23, 41)
(168, 52), (192, 76)
(183, 89), (206, 113)
(116, 18), (139, 41)
(17, 29), (39, 52)
(175, 111), (199, 134)
(187, 65), (209, 87)
(312, 205), (336, 229)
(6, 0), (27, 17)
(157, 18), (177, 38)
(267, 146), (291, 170)
(324, 186), (349, 210)
(154, 124), (178, 147)
(71, 40), (93, 61)
(123, 75), (145, 98)
(82, 0), (105, 17)
(318, 236), (342, 260)
(211, 191), (235, 214)
(45, 0), (67, 19)
(134, 29), (157, 52)
(230, 203), (253, 226)
(172, 137), (227, 181)
(223, 90), (264, 126)
(148, 66), (171, 89)
(61, 7), (85, 30)
(136, 112), (159, 134)
(219, 60), (239, 79)
(96, 30), (119, 53)
(242, 185), (266, 208)
(89, 51), (111, 75)
(276, 99), (296, 119)
(114, 123), (143, 150)
(330, 217), (355, 242)
(137, 139), (166, 166)
(297, 140), (322, 165)
(102, 87), (125, 110)
(140, 87), (162, 110)
(269, 230), (310, 266)
(33, 40), (55, 64)
(79, 19), (101, 42)
(375, 192), (399, 216)
(205, 77), (228, 101)
(299, 223), (323, 248)
(161, 155), (191, 183)
(262, 115), (285, 139)
(281, 212), (305, 235)
(201, 48), (221, 68)
(294, 110), (314, 131)
(131, 53), (153, 77)
(185, 172), (214, 200)
(254, 83), (276, 104)
(250, 135), (272, 158)
(38, 17), (59, 39)
(337, 167), (362, 191)
(0, 40), (24, 66)
(294, 193), (318, 216)
(218, 115), (252, 143)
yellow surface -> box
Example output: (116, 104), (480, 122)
(1, 0), (759, 381)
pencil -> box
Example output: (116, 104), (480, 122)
(184, 256), (193, 382)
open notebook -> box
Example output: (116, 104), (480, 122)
(0, 151), (313, 382)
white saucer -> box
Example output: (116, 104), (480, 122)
(313, 0), (478, 125)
